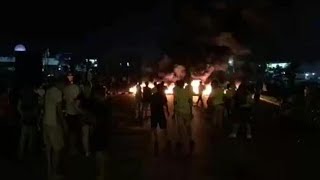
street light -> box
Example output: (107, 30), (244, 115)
(14, 44), (26, 52)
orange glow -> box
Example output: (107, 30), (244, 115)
(129, 80), (213, 96)
(129, 82), (155, 94)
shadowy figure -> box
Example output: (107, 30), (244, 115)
(150, 84), (170, 156)
(142, 81), (152, 121)
(196, 81), (205, 107)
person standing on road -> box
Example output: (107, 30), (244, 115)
(90, 86), (112, 180)
(254, 79), (263, 104)
(224, 83), (235, 121)
(43, 77), (65, 179)
(150, 84), (170, 156)
(196, 81), (205, 107)
(173, 80), (194, 155)
(142, 81), (152, 120)
(63, 76), (81, 155)
(229, 80), (254, 139)
(17, 85), (39, 159)
(208, 80), (225, 129)
(135, 82), (143, 120)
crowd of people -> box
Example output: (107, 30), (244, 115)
(0, 74), (112, 180)
(133, 78), (258, 156)
(0, 73), (264, 179)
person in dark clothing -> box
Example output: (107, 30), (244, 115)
(17, 86), (39, 159)
(90, 86), (112, 180)
(142, 81), (152, 120)
(254, 79), (263, 103)
(229, 81), (254, 139)
(150, 84), (170, 156)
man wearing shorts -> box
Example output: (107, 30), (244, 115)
(150, 85), (170, 155)
(43, 78), (65, 179)
(173, 80), (194, 155)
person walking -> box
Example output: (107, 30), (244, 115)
(173, 80), (194, 155)
(43, 77), (65, 179)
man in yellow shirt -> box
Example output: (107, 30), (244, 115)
(209, 80), (224, 128)
(173, 80), (194, 155)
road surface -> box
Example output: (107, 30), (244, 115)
(1, 94), (318, 180)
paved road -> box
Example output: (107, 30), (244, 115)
(1, 94), (319, 180)
(111, 95), (295, 180)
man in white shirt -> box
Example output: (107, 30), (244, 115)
(43, 77), (65, 179)
(63, 79), (81, 154)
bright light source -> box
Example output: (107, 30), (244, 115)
(267, 63), (289, 69)
(120, 63), (122, 66)
(89, 59), (97, 64)
(127, 62), (130, 67)
(282, 72), (286, 74)
(129, 80), (212, 95)
(305, 73), (310, 76)
(58, 67), (61, 71)
(228, 57), (234, 66)
(312, 73), (315, 76)
(14, 44), (26, 52)
(94, 64), (98, 67)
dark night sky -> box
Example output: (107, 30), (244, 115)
(0, 0), (319, 61)
(0, 0), (156, 54)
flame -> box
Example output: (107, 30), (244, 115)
(129, 82), (155, 94)
(129, 80), (213, 96)
(164, 83), (175, 94)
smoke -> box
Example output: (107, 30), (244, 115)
(174, 65), (187, 80)
(157, 55), (229, 83)
(191, 63), (228, 82)
(215, 32), (251, 55)
(158, 54), (172, 71)
(161, 64), (187, 82)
